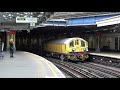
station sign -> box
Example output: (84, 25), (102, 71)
(16, 17), (37, 23)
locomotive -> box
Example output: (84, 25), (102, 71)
(44, 37), (89, 61)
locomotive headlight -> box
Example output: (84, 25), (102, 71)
(84, 47), (88, 51)
(72, 48), (75, 51)
(86, 48), (88, 51)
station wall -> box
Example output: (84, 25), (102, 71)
(83, 34), (97, 49)
(85, 33), (120, 51)
(101, 34), (115, 50)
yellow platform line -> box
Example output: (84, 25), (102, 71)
(26, 52), (58, 77)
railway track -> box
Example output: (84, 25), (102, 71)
(52, 60), (100, 78)
(45, 57), (120, 78)
(78, 62), (120, 78)
(52, 61), (85, 78)
(90, 55), (120, 68)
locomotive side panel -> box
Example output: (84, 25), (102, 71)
(44, 43), (66, 54)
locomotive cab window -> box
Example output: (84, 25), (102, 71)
(81, 40), (85, 47)
(69, 40), (74, 47)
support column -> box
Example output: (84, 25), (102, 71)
(13, 34), (16, 48)
(6, 30), (16, 51)
(6, 34), (10, 50)
(95, 32), (101, 52)
(11, 34), (13, 41)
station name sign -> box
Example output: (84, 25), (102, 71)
(16, 17), (37, 23)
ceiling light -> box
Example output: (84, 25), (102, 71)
(38, 15), (42, 17)
(20, 14), (23, 15)
(3, 15), (6, 17)
(41, 12), (44, 14)
(8, 14), (12, 16)
(30, 12), (33, 15)
(24, 12), (28, 14)
(24, 15), (28, 17)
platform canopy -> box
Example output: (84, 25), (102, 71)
(49, 12), (120, 19)
(96, 15), (120, 27)
(41, 12), (120, 27)
(0, 12), (119, 31)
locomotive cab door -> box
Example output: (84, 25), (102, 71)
(69, 40), (74, 52)
(75, 39), (80, 52)
(80, 39), (86, 52)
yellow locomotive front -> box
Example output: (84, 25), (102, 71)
(65, 38), (89, 61)
(44, 37), (89, 61)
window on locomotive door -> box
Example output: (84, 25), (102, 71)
(75, 40), (77, 45)
(69, 40), (74, 47)
(81, 40), (85, 47)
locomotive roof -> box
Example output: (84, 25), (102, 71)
(47, 37), (85, 44)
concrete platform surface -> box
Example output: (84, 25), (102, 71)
(0, 51), (66, 78)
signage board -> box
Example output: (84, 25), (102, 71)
(16, 17), (37, 23)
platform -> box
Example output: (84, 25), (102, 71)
(0, 51), (66, 78)
(90, 51), (120, 59)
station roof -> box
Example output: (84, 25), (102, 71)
(0, 12), (120, 31)
(0, 12), (119, 24)
(48, 12), (120, 20)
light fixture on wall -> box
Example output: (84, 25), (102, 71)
(0, 29), (5, 32)
(27, 29), (30, 33)
(113, 29), (116, 32)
